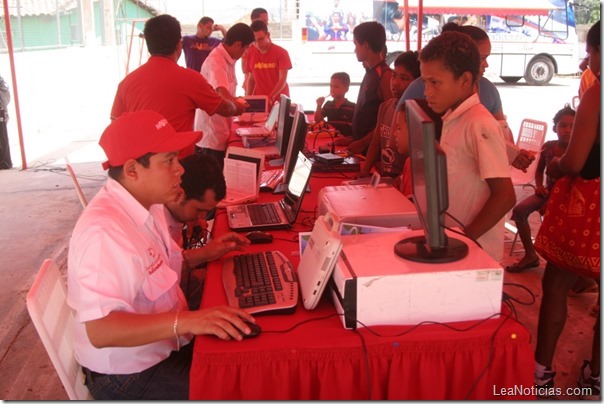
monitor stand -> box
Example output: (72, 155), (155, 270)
(394, 235), (469, 263)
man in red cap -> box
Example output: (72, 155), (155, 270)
(67, 111), (256, 399)
(111, 14), (247, 158)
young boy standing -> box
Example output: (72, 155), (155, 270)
(314, 72), (356, 137)
(360, 51), (420, 178)
(419, 31), (516, 261)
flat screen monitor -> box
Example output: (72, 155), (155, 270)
(394, 99), (468, 263)
(273, 104), (308, 194)
(276, 95), (293, 156)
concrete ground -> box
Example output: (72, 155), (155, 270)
(0, 142), (599, 399)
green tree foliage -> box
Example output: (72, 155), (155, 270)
(574, 0), (601, 24)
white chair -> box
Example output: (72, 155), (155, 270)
(505, 119), (548, 255)
(26, 259), (93, 400)
(64, 157), (88, 208)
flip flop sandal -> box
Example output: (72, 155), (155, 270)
(505, 258), (540, 273)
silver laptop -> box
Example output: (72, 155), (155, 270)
(236, 101), (279, 137)
(226, 152), (313, 231)
(237, 95), (270, 123)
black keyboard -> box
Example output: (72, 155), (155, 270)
(248, 203), (282, 225)
(222, 251), (298, 315)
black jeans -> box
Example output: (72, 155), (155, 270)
(0, 110), (12, 169)
(82, 341), (193, 400)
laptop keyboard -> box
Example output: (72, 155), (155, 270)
(248, 203), (282, 225)
(222, 251), (298, 315)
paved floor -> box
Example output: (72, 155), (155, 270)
(0, 140), (599, 399)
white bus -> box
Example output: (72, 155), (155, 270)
(297, 0), (580, 85)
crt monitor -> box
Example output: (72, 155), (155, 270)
(394, 99), (468, 263)
(273, 104), (308, 194)
(276, 95), (293, 157)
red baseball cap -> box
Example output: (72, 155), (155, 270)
(99, 111), (202, 170)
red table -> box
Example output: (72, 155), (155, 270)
(190, 125), (534, 400)
(189, 129), (535, 400)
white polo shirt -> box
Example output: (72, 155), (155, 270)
(440, 93), (510, 261)
(67, 178), (190, 375)
(195, 43), (237, 151)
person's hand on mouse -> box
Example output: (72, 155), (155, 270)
(179, 307), (256, 341)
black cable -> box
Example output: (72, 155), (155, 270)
(352, 328), (372, 400)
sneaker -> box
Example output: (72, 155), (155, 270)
(535, 369), (556, 398)
(577, 360), (601, 400)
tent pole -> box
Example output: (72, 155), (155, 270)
(2, 0), (26, 169)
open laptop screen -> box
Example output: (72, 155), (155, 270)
(283, 152), (313, 214)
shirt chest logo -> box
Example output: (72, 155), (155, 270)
(146, 248), (163, 275)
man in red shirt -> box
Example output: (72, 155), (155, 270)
(111, 14), (246, 157)
(244, 20), (292, 103)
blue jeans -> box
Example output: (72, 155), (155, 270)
(82, 341), (193, 399)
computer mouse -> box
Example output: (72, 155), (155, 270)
(240, 320), (261, 339)
(245, 231), (273, 244)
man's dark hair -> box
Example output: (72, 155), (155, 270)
(331, 72), (351, 88)
(107, 153), (153, 180)
(144, 14), (182, 56)
(553, 104), (575, 125)
(180, 154), (226, 202)
(251, 7), (268, 21)
(250, 19), (268, 34)
(441, 22), (489, 43)
(420, 31), (480, 83)
(394, 51), (420, 79)
(224, 23), (255, 47)
(353, 21), (386, 53)
(198, 16), (214, 26)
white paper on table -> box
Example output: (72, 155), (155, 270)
(224, 158), (257, 198)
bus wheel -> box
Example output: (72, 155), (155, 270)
(501, 76), (521, 83)
(524, 56), (554, 85)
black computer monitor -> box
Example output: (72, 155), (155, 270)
(273, 104), (308, 194)
(394, 99), (468, 263)
(276, 95), (293, 157)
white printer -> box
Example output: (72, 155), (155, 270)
(317, 185), (422, 229)
(329, 230), (504, 329)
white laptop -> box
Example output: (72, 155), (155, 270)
(237, 95), (270, 123)
(297, 213), (343, 310)
(216, 147), (265, 208)
(226, 152), (313, 231)
(236, 101), (279, 137)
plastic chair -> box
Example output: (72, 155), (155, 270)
(64, 157), (88, 208)
(509, 119), (548, 187)
(505, 119), (547, 254)
(26, 259), (93, 400)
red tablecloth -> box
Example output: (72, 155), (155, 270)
(189, 133), (535, 400)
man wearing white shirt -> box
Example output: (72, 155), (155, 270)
(195, 23), (255, 166)
(67, 111), (255, 399)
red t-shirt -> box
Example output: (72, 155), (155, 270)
(111, 56), (223, 157)
(244, 43), (292, 98)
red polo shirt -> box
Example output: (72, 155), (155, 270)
(111, 56), (223, 157)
